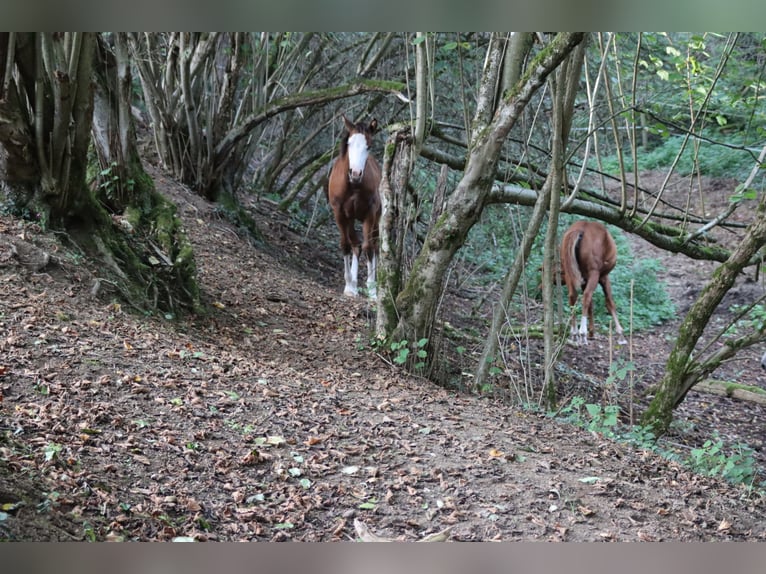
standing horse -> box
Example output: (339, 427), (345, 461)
(327, 115), (382, 298)
(560, 220), (628, 346)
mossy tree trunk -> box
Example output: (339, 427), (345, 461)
(376, 125), (416, 340)
(91, 33), (201, 314)
(389, 33), (586, 366)
(0, 33), (97, 226)
(641, 200), (766, 435)
(0, 33), (200, 315)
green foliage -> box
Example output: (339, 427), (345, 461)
(591, 33), (766, 181)
(555, 397), (619, 436)
(688, 435), (758, 486)
(390, 338), (428, 370)
(725, 303), (766, 337)
(98, 161), (136, 199)
(554, 394), (762, 489)
(596, 133), (755, 180)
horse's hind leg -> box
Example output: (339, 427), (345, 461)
(579, 274), (601, 345)
(601, 275), (627, 344)
(566, 285), (581, 345)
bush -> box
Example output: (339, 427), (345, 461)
(596, 133), (755, 180)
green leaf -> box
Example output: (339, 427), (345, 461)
(43, 443), (62, 462)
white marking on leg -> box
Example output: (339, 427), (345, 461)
(613, 317), (628, 345)
(343, 253), (359, 296)
(367, 253), (377, 299)
(579, 316), (589, 345)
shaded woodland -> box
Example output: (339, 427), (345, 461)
(2, 32), (766, 540)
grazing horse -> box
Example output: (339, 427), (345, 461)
(560, 220), (627, 346)
(327, 115), (381, 298)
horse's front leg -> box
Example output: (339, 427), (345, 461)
(343, 249), (360, 297)
(341, 223), (360, 297)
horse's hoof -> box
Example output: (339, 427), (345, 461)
(343, 289), (359, 297)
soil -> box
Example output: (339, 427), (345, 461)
(1, 166), (766, 542)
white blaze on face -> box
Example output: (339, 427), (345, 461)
(347, 132), (369, 182)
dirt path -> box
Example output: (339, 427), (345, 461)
(1, 168), (765, 541)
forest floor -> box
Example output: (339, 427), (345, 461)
(1, 166), (766, 541)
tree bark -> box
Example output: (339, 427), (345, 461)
(1, 33), (200, 315)
(641, 201), (766, 435)
(473, 35), (581, 396)
(376, 125), (416, 340)
(92, 33), (201, 314)
(390, 33), (585, 363)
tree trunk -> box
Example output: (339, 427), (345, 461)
(641, 201), (766, 435)
(1, 33), (201, 316)
(390, 33), (585, 366)
(473, 34), (579, 396)
(376, 125), (415, 340)
(0, 33), (97, 227)
(91, 33), (201, 314)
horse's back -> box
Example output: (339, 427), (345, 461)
(570, 221), (616, 273)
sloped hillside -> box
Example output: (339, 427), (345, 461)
(1, 165), (765, 541)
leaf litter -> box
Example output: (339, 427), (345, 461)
(0, 166), (765, 541)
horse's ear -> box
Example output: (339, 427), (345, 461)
(341, 115), (354, 132)
(369, 119), (379, 133)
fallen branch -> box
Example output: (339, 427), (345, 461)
(692, 380), (766, 406)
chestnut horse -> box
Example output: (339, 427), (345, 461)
(327, 115), (381, 298)
(560, 220), (627, 346)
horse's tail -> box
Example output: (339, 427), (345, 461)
(563, 230), (584, 288)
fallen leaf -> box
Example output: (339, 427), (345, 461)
(132, 454), (151, 466)
(578, 505), (595, 517)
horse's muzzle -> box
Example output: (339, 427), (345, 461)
(348, 169), (364, 184)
